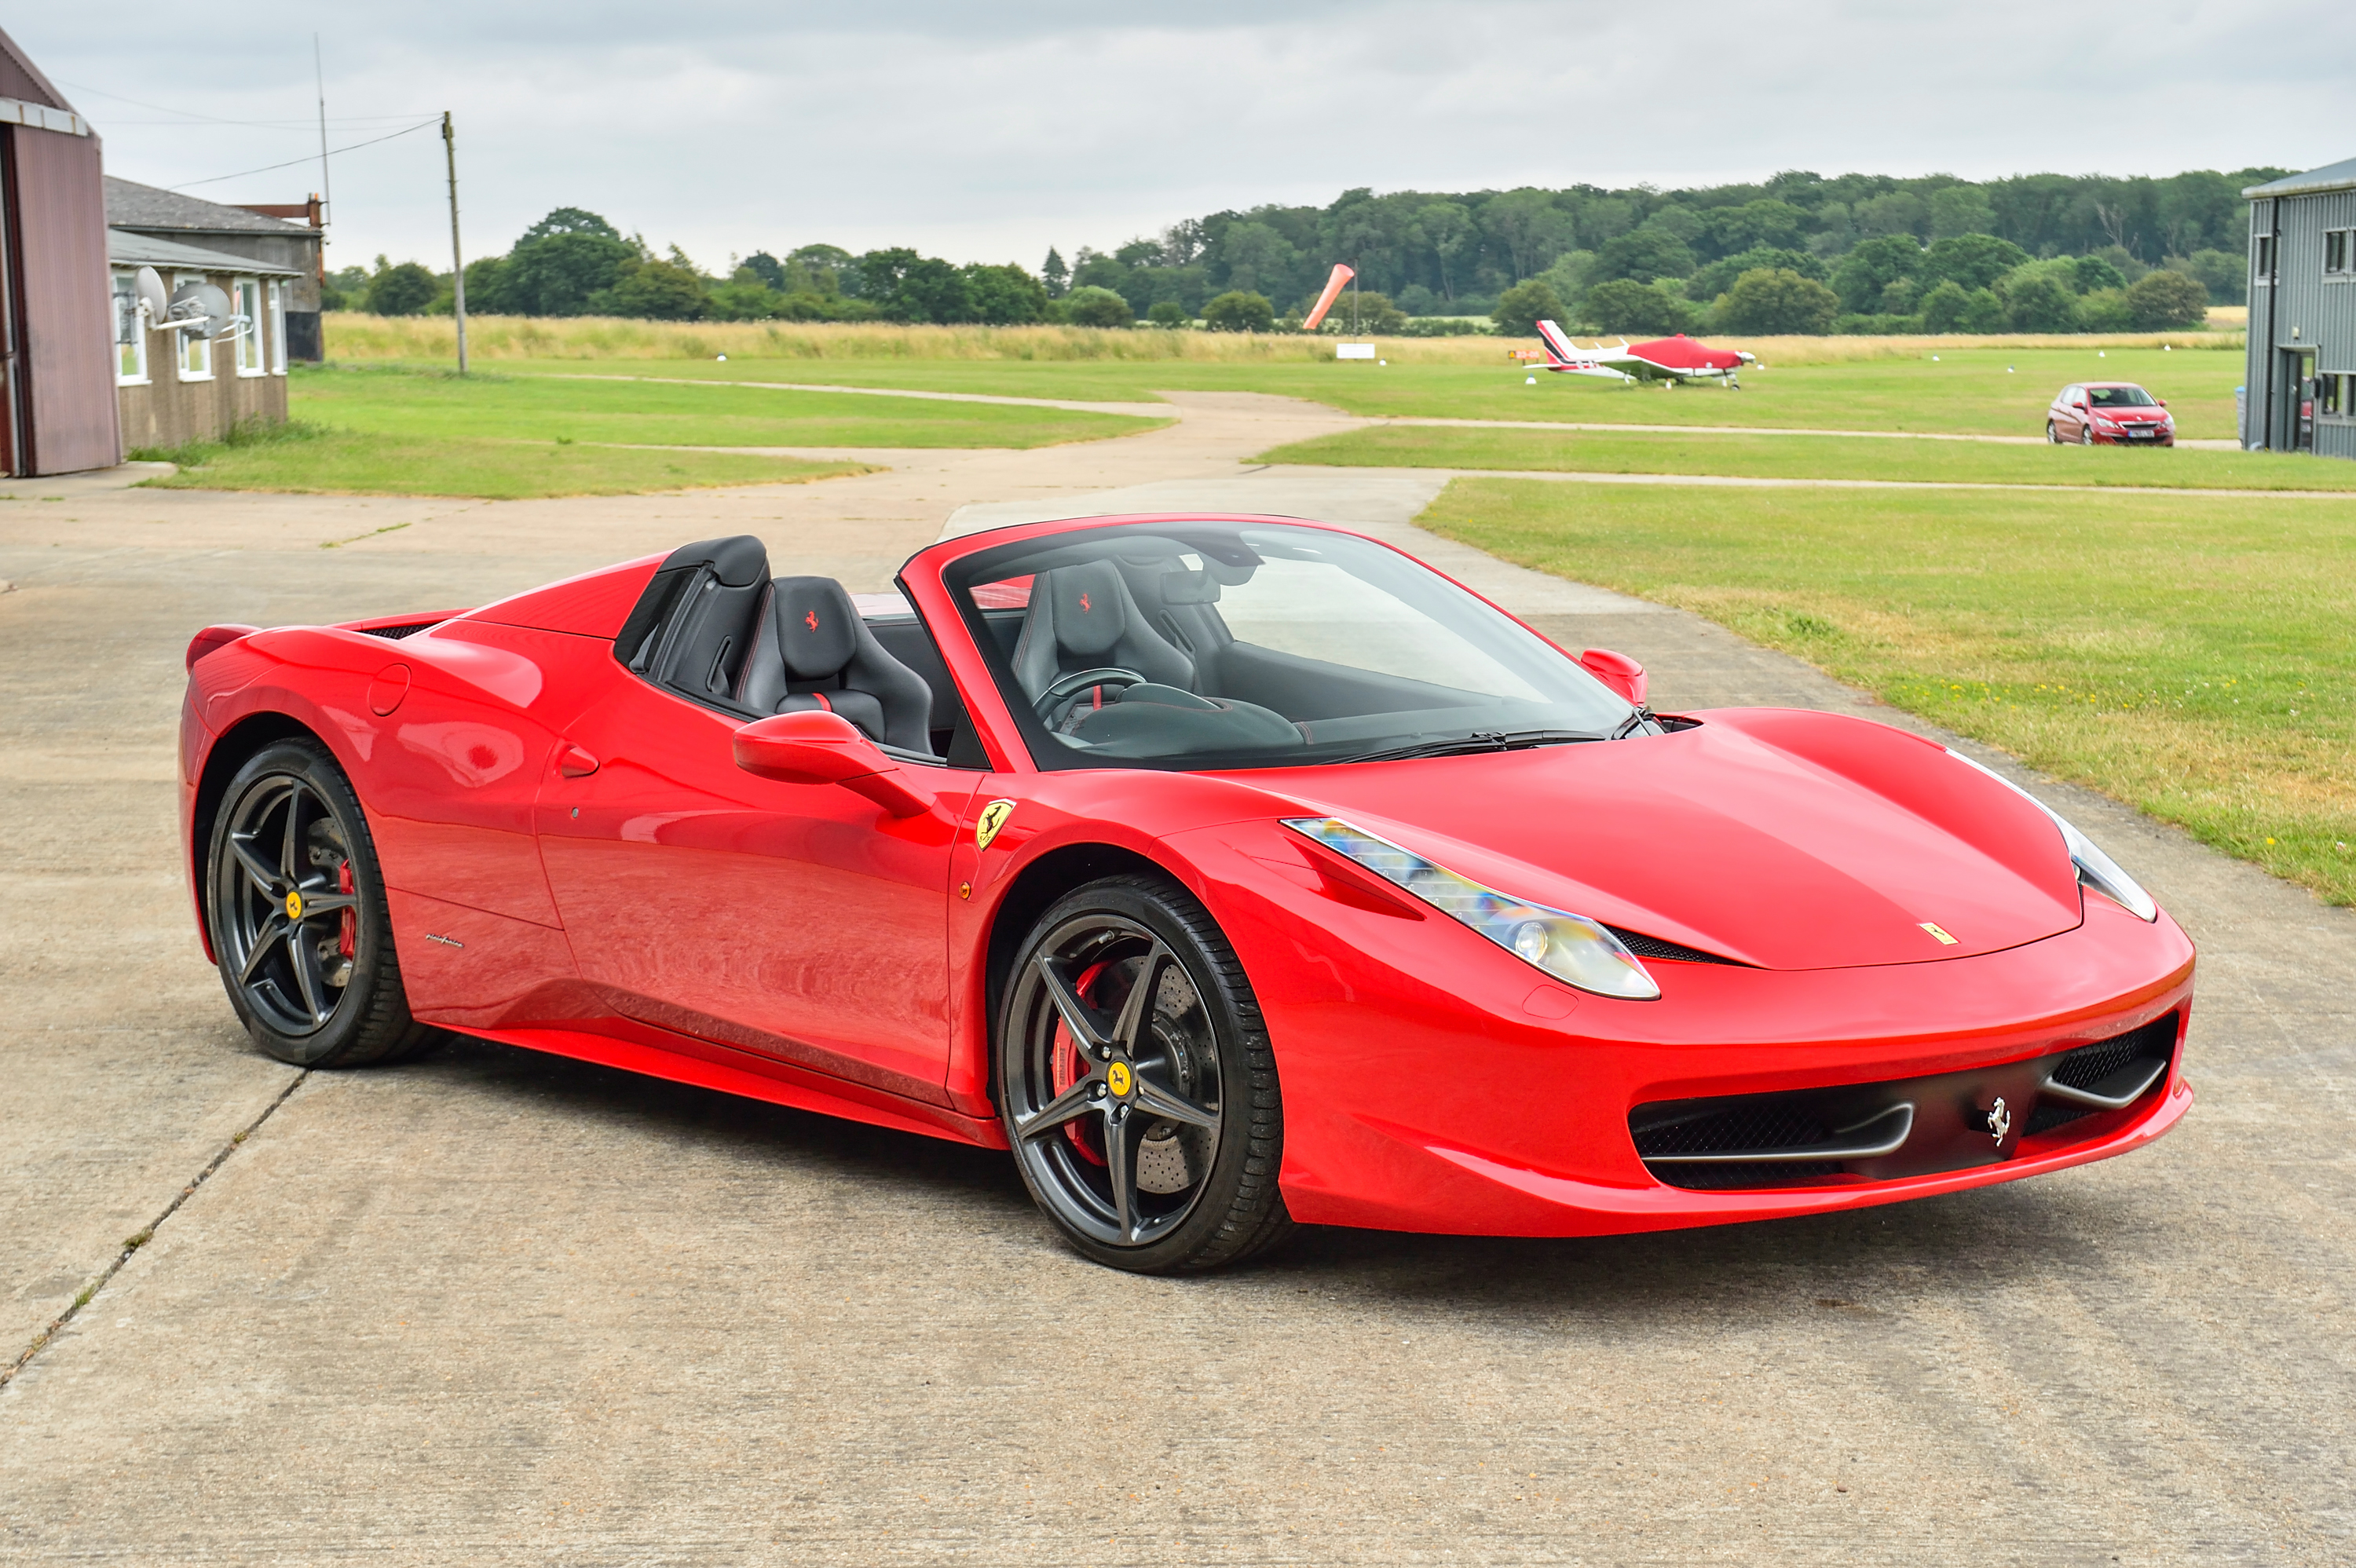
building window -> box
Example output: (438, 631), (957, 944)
(2325, 375), (2345, 417)
(234, 278), (265, 375)
(268, 281), (287, 374)
(2329, 231), (2354, 276)
(2254, 234), (2276, 284)
(112, 271), (148, 384)
(176, 273), (213, 381)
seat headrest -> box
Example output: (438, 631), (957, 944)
(662, 533), (769, 588)
(770, 576), (861, 679)
(1048, 561), (1129, 658)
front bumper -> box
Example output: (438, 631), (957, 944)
(1171, 825), (2195, 1237)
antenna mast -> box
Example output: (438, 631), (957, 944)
(312, 35), (332, 232)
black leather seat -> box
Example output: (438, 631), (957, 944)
(737, 576), (935, 753)
(1011, 559), (1195, 700)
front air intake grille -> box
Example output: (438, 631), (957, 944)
(1604, 927), (1743, 966)
(2048, 1015), (2175, 1093)
(1633, 1102), (1830, 1158)
(354, 620), (439, 640)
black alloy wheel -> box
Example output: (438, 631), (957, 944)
(998, 875), (1290, 1273)
(207, 740), (434, 1067)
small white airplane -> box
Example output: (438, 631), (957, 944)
(1531, 320), (1756, 388)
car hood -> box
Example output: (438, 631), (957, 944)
(1260, 709), (2084, 971)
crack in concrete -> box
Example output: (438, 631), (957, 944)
(1, 1069), (309, 1389)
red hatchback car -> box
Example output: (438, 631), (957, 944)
(2047, 382), (2175, 446)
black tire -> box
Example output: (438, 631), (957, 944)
(2046, 421), (2062, 444)
(997, 873), (1291, 1274)
(205, 739), (434, 1067)
(2080, 423), (2095, 446)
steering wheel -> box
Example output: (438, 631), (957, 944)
(1033, 666), (1147, 723)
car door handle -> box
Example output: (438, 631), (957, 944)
(558, 744), (600, 778)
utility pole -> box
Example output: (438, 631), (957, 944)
(443, 111), (467, 375)
(312, 36), (332, 231)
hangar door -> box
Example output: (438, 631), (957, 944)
(1, 119), (119, 476)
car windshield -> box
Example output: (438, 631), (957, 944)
(944, 521), (1639, 771)
(2087, 385), (2157, 408)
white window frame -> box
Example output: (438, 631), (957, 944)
(176, 272), (213, 382)
(233, 278), (265, 376)
(112, 270), (149, 385)
(268, 280), (287, 374)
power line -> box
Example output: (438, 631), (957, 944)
(169, 118), (440, 191)
(54, 78), (431, 129)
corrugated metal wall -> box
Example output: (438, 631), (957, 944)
(2244, 187), (2356, 459)
(2, 122), (120, 473)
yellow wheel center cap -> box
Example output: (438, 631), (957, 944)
(1106, 1061), (1133, 1098)
(285, 890), (305, 919)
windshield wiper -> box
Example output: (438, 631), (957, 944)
(1337, 729), (1597, 765)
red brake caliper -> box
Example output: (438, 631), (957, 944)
(1049, 959), (1111, 1166)
(337, 861), (357, 959)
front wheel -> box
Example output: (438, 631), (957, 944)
(206, 740), (434, 1067)
(2080, 423), (2095, 446)
(997, 874), (1291, 1273)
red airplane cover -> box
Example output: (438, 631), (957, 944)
(1627, 334), (1747, 371)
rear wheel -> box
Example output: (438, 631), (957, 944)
(2046, 421), (2062, 444)
(997, 875), (1291, 1273)
(206, 740), (434, 1067)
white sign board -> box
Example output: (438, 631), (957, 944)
(1335, 343), (1377, 360)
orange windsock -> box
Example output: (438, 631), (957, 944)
(1301, 264), (1355, 331)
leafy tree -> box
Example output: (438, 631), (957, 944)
(459, 254), (512, 313)
(1491, 279), (1567, 338)
(1577, 280), (1697, 337)
(2089, 244), (2148, 284)
(1687, 247), (1824, 303)
(1920, 233), (2030, 292)
(1147, 301), (1190, 327)
(1928, 185), (1997, 239)
(852, 249), (974, 323)
(1917, 280), (1972, 332)
(518, 207), (622, 244)
(1592, 225), (1696, 284)
(741, 252), (786, 291)
(1959, 288), (2007, 333)
(367, 260), (438, 316)
(786, 245), (854, 297)
(2076, 287), (2135, 333)
(708, 272), (781, 321)
(1702, 200), (1807, 259)
(1480, 189), (1575, 280)
(1200, 291), (1274, 332)
(960, 262), (1048, 325)
(594, 257), (709, 320)
(1217, 222), (1299, 298)
(503, 229), (636, 316)
(1041, 247), (1069, 298)
(1414, 202), (1475, 300)
(2003, 272), (2080, 332)
(2126, 270), (2208, 329)
(1830, 235), (1924, 314)
(1395, 283), (1436, 316)
(2182, 249), (2244, 306)
(1715, 269), (1839, 334)
(1315, 290), (1406, 335)
(2071, 254), (2127, 294)
(1063, 285), (1135, 328)
(1853, 190), (1927, 239)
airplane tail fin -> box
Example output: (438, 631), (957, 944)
(1535, 319), (1581, 366)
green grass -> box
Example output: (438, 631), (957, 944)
(467, 345), (2244, 440)
(1421, 477), (2356, 903)
(1252, 423), (2356, 492)
(291, 361), (1166, 448)
(131, 419), (869, 500)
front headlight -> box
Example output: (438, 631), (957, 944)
(1283, 817), (1660, 1000)
(1946, 750), (2158, 921)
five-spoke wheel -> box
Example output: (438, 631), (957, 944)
(207, 740), (432, 1066)
(999, 875), (1290, 1272)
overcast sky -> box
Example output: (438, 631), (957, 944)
(19, 3), (2347, 276)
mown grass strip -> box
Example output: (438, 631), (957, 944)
(1420, 477), (2356, 903)
(130, 419), (870, 500)
(1255, 422), (2356, 492)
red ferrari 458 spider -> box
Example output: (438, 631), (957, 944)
(179, 515), (2195, 1272)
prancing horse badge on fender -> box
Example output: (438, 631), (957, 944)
(975, 799), (1015, 851)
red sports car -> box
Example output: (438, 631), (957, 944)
(178, 516), (2195, 1273)
(2047, 382), (2176, 445)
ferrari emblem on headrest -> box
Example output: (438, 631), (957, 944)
(1078, 592), (1092, 612)
(975, 799), (1015, 850)
(805, 609), (819, 630)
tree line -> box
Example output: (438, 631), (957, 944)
(331, 166), (2284, 336)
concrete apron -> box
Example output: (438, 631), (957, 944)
(2, 394), (2351, 1563)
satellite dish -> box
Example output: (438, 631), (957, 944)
(166, 280), (236, 338)
(135, 266), (168, 325)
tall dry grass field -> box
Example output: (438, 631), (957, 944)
(322, 313), (2244, 368)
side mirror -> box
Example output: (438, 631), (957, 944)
(2157, 398), (2168, 408)
(732, 710), (935, 818)
(1579, 647), (1648, 707)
